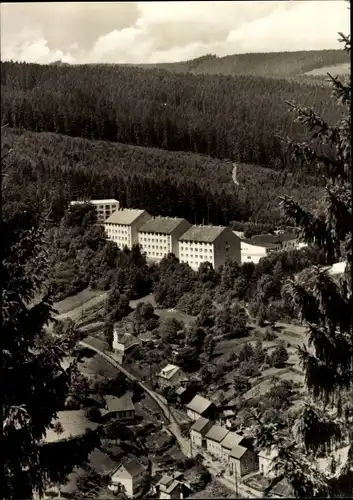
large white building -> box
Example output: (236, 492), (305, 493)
(179, 225), (241, 271)
(138, 216), (191, 261)
(70, 199), (119, 223)
(238, 232), (301, 264)
(104, 209), (152, 249)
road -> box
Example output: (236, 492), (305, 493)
(79, 340), (191, 457)
(78, 339), (259, 498)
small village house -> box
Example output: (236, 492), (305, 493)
(154, 474), (184, 499)
(174, 385), (195, 406)
(220, 431), (249, 460)
(179, 225), (241, 271)
(109, 458), (147, 498)
(258, 447), (278, 478)
(205, 424), (229, 458)
(70, 198), (119, 223)
(112, 326), (141, 363)
(104, 208), (152, 249)
(185, 395), (218, 421)
(190, 417), (213, 450)
(138, 216), (191, 261)
(101, 395), (135, 423)
(158, 364), (187, 390)
(229, 445), (259, 478)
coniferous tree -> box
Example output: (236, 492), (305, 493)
(255, 32), (352, 497)
(2, 147), (99, 499)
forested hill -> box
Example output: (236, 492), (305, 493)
(132, 49), (350, 79)
(1, 61), (343, 171)
(2, 127), (323, 227)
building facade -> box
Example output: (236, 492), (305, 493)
(258, 448), (278, 478)
(104, 209), (152, 249)
(185, 395), (218, 421)
(109, 459), (147, 497)
(205, 425), (229, 458)
(70, 199), (119, 223)
(157, 364), (187, 390)
(229, 446), (259, 477)
(179, 225), (241, 271)
(138, 217), (191, 261)
(190, 417), (214, 449)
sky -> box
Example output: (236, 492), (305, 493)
(0, 1), (350, 65)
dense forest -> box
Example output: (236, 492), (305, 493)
(2, 127), (323, 226)
(133, 49), (349, 79)
(0, 61), (343, 171)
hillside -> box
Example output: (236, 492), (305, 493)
(1, 61), (343, 172)
(132, 49), (350, 79)
(2, 127), (323, 227)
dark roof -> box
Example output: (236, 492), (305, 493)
(186, 395), (214, 415)
(191, 417), (211, 434)
(221, 432), (244, 450)
(230, 445), (248, 459)
(271, 479), (294, 497)
(139, 216), (189, 234)
(276, 232), (297, 243)
(205, 425), (229, 443)
(244, 234), (282, 247)
(118, 458), (145, 477)
(104, 395), (135, 413)
(175, 386), (188, 396)
(179, 225), (226, 243)
(105, 208), (148, 225)
(88, 449), (118, 475)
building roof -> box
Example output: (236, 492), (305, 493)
(258, 447), (278, 460)
(229, 445), (248, 459)
(270, 479), (294, 497)
(88, 449), (118, 475)
(185, 395), (214, 415)
(139, 216), (189, 234)
(244, 234), (282, 248)
(223, 409), (236, 418)
(104, 395), (135, 413)
(159, 364), (181, 380)
(205, 425), (229, 443)
(114, 330), (140, 348)
(179, 225), (226, 243)
(329, 261), (346, 275)
(175, 386), (187, 396)
(90, 199), (119, 204)
(105, 208), (148, 225)
(160, 478), (181, 493)
(221, 432), (244, 450)
(191, 417), (211, 434)
(43, 410), (99, 443)
(116, 458), (145, 478)
(276, 231), (297, 243)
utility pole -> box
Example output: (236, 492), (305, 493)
(234, 464), (239, 498)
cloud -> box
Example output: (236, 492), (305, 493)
(0, 1), (350, 65)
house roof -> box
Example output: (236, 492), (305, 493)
(139, 216), (189, 234)
(244, 234), (282, 248)
(230, 445), (248, 459)
(221, 432), (244, 450)
(159, 364), (181, 380)
(223, 409), (235, 418)
(270, 479), (294, 497)
(116, 458), (145, 477)
(258, 447), (278, 460)
(175, 386), (187, 396)
(276, 232), (297, 243)
(205, 425), (229, 443)
(88, 449), (118, 475)
(105, 208), (148, 225)
(104, 395), (135, 413)
(185, 395), (213, 415)
(179, 225), (226, 243)
(114, 330), (140, 348)
(191, 417), (211, 434)
(90, 199), (119, 205)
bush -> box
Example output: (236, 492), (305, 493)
(270, 344), (289, 367)
(264, 329), (278, 341)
